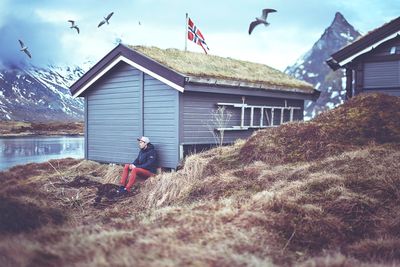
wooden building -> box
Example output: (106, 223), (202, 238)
(327, 16), (400, 98)
(70, 44), (319, 169)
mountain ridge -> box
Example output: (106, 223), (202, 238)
(285, 12), (361, 118)
(0, 62), (92, 122)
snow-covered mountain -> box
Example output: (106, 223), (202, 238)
(0, 62), (91, 122)
(285, 12), (361, 119)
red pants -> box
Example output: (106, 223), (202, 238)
(120, 164), (154, 191)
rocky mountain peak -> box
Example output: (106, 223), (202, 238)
(332, 12), (351, 28)
(322, 12), (360, 45)
(285, 12), (362, 119)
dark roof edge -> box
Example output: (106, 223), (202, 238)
(330, 16), (400, 65)
(186, 76), (316, 95)
(186, 80), (320, 101)
(326, 57), (341, 71)
(69, 44), (186, 97)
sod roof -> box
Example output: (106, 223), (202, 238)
(130, 45), (315, 94)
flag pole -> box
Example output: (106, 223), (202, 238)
(185, 13), (188, 51)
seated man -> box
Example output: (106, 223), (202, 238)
(117, 136), (157, 195)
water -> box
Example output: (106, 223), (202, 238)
(0, 136), (84, 171)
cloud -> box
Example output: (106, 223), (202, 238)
(1, 0), (397, 71)
(0, 15), (67, 69)
(0, 0), (10, 28)
(35, 8), (80, 24)
(206, 28), (315, 71)
(0, 2), (118, 69)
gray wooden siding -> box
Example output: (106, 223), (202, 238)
(362, 88), (400, 96)
(84, 98), (88, 159)
(363, 60), (400, 96)
(86, 62), (141, 163)
(143, 74), (179, 169)
(181, 91), (303, 145)
(364, 61), (399, 88)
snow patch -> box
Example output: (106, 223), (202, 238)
(341, 77), (346, 90)
(326, 102), (335, 109)
(307, 72), (319, 78)
(331, 91), (339, 98)
(340, 31), (354, 41)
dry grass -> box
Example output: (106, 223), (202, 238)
(0, 120), (31, 135)
(1, 149), (399, 266)
(131, 45), (314, 93)
(238, 93), (400, 165)
(0, 120), (84, 136)
(1, 94), (400, 266)
(135, 152), (210, 209)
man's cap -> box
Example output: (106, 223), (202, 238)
(137, 136), (150, 144)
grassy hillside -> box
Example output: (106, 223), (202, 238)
(0, 93), (399, 267)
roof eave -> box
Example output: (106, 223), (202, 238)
(326, 57), (341, 71)
(329, 16), (400, 68)
(69, 44), (186, 98)
(186, 76), (316, 95)
(332, 31), (400, 69)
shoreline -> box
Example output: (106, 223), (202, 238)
(0, 120), (84, 137)
(0, 132), (84, 138)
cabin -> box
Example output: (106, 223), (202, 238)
(327, 16), (400, 99)
(70, 44), (319, 169)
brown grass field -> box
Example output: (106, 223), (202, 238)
(0, 93), (399, 267)
(0, 121), (84, 136)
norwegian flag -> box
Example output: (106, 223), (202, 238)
(187, 17), (209, 54)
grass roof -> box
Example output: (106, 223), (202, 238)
(130, 45), (315, 93)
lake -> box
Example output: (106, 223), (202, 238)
(0, 136), (84, 171)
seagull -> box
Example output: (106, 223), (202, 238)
(248, 8), (277, 35)
(68, 20), (80, 34)
(18, 39), (31, 58)
(98, 12), (114, 28)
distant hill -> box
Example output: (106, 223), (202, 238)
(0, 62), (91, 122)
(285, 12), (361, 119)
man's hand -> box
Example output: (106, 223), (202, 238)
(129, 164), (136, 170)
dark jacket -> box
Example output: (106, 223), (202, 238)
(132, 143), (157, 174)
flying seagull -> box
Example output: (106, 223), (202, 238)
(18, 39), (31, 58)
(98, 12), (114, 28)
(68, 20), (80, 34)
(248, 8), (277, 35)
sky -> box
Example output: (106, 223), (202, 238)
(0, 0), (399, 71)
